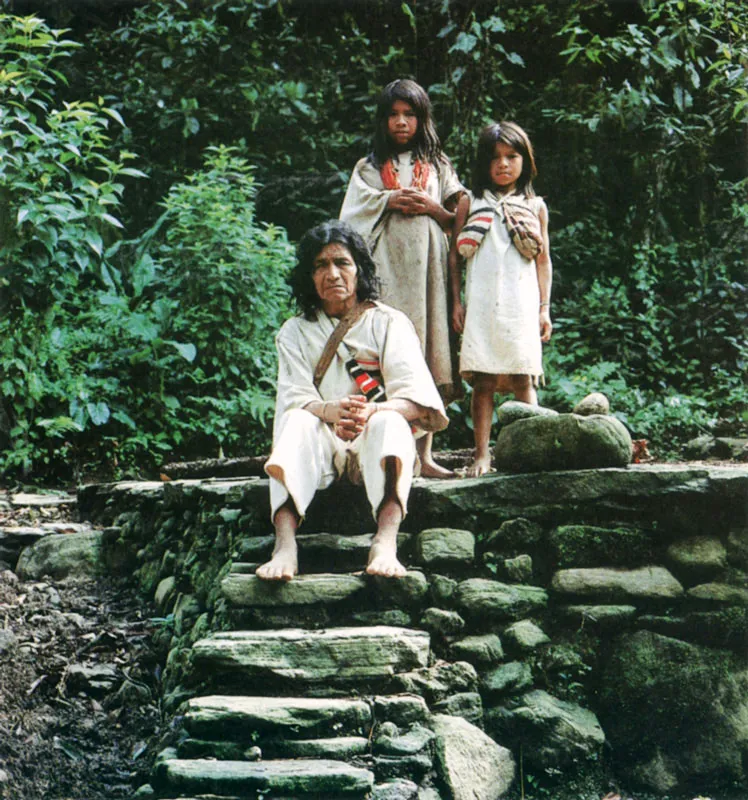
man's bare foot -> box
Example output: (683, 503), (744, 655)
(366, 540), (407, 578)
(466, 454), (493, 477)
(420, 459), (455, 479)
(256, 540), (298, 581)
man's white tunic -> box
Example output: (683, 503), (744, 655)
(265, 302), (448, 520)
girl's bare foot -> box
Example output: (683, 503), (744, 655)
(256, 539), (298, 581)
(420, 458), (455, 479)
(366, 539), (407, 578)
(417, 432), (454, 478)
(466, 453), (492, 477)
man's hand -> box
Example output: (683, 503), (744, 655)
(333, 394), (375, 441)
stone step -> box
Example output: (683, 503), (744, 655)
(0, 524), (94, 568)
(9, 491), (76, 508)
(191, 627), (430, 689)
(221, 572), (367, 607)
(233, 531), (415, 574)
(178, 734), (370, 761)
(184, 696), (372, 740)
(153, 757), (374, 797)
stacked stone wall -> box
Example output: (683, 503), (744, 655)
(78, 465), (748, 798)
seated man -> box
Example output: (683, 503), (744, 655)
(257, 220), (449, 581)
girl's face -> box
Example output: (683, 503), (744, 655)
(490, 141), (523, 192)
(387, 99), (418, 150)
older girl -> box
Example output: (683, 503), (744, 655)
(340, 78), (464, 477)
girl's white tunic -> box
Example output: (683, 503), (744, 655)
(340, 152), (464, 401)
(460, 190), (544, 381)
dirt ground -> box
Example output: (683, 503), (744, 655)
(0, 497), (165, 800)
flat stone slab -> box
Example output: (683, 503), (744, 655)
(185, 696), (371, 739)
(551, 567), (684, 601)
(221, 573), (366, 607)
(687, 583), (748, 605)
(265, 736), (370, 759)
(10, 492), (76, 507)
(156, 758), (374, 795)
(455, 578), (548, 620)
(192, 626), (430, 682)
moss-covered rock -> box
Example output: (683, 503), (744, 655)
(419, 607), (465, 636)
(455, 578), (548, 621)
(494, 413), (633, 473)
(448, 634), (504, 667)
(549, 525), (654, 568)
(666, 535), (728, 584)
(551, 566), (683, 601)
(16, 531), (105, 580)
(486, 689), (605, 770)
(598, 629), (748, 792)
(415, 528), (475, 566)
(392, 661), (478, 704)
(484, 518), (544, 554)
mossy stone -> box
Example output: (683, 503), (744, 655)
(549, 524), (654, 568)
(494, 413), (633, 473)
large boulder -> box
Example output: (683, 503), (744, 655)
(494, 413), (633, 473)
(16, 531), (105, 580)
(598, 630), (748, 793)
(485, 689), (605, 770)
(432, 714), (515, 799)
(496, 401), (559, 426)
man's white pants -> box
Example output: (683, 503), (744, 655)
(265, 408), (416, 522)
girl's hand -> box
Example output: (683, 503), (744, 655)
(452, 301), (466, 334)
(388, 188), (430, 216)
(539, 308), (553, 342)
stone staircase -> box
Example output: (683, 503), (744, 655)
(73, 465), (747, 798)
(150, 534), (469, 799)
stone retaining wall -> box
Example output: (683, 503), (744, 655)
(77, 465), (748, 798)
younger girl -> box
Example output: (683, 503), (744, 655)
(449, 122), (553, 477)
(340, 78), (464, 478)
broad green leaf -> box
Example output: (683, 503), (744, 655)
(450, 32), (478, 54)
(85, 231), (103, 256)
(167, 340), (197, 362)
(86, 402), (110, 426)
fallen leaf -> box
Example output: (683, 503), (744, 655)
(27, 675), (47, 695)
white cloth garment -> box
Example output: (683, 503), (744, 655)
(459, 190), (545, 382)
(340, 152), (464, 400)
(265, 302), (448, 521)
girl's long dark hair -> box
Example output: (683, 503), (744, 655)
(369, 78), (443, 169)
(472, 121), (537, 199)
(291, 220), (380, 320)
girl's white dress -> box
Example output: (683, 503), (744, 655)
(460, 189), (544, 382)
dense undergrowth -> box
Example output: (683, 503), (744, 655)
(0, 1), (746, 482)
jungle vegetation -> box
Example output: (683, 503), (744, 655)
(0, 0), (745, 481)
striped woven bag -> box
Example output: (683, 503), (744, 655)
(456, 195), (543, 260)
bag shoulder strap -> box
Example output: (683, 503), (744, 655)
(313, 301), (376, 390)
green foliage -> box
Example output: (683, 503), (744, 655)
(117, 144), (293, 460)
(1, 1), (746, 477)
(85, 0), (412, 236)
(0, 18), (293, 479)
(0, 15), (139, 309)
